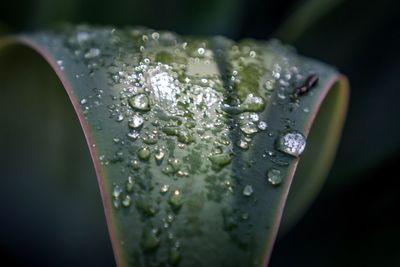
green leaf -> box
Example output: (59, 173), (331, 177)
(275, 0), (345, 42)
(0, 25), (348, 266)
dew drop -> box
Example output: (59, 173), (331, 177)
(113, 198), (121, 209)
(57, 60), (64, 70)
(129, 93), (150, 111)
(168, 158), (181, 172)
(197, 47), (205, 55)
(242, 185), (254, 196)
(84, 48), (101, 59)
(169, 189), (183, 211)
(76, 31), (90, 44)
(249, 113), (259, 122)
(131, 159), (140, 170)
(122, 195), (132, 207)
(154, 148), (165, 162)
(237, 139), (249, 150)
(113, 185), (123, 198)
(239, 121), (258, 135)
(116, 114), (124, 122)
(127, 131), (140, 140)
(258, 121), (268, 130)
(241, 94), (265, 112)
(241, 212), (249, 221)
(126, 176), (134, 193)
(142, 132), (158, 144)
(267, 168), (282, 186)
(128, 114), (144, 128)
(160, 184), (170, 194)
(151, 32), (160, 40)
(208, 153), (232, 169)
(264, 80), (275, 91)
(137, 146), (151, 160)
(276, 130), (306, 157)
(162, 165), (174, 175)
(80, 98), (87, 105)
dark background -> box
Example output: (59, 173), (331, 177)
(1, 0), (400, 266)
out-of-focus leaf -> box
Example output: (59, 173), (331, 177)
(1, 0), (244, 36)
(275, 0), (345, 42)
(0, 25), (348, 266)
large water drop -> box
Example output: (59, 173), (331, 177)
(276, 130), (306, 157)
(267, 168), (282, 186)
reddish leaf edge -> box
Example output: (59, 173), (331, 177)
(262, 74), (349, 266)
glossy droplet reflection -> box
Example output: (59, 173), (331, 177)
(242, 185), (254, 196)
(267, 168), (282, 186)
(128, 114), (144, 129)
(276, 130), (306, 157)
(129, 94), (150, 111)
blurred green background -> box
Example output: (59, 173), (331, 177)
(1, 0), (399, 266)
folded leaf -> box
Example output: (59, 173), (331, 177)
(0, 25), (348, 267)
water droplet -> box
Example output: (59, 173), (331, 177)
(162, 165), (174, 175)
(237, 139), (249, 150)
(249, 50), (256, 57)
(128, 114), (144, 128)
(137, 146), (151, 160)
(126, 176), (134, 193)
(84, 48), (101, 59)
(160, 184), (170, 194)
(131, 159), (140, 170)
(267, 168), (282, 186)
(127, 131), (140, 140)
(258, 121), (268, 130)
(208, 153), (232, 169)
(264, 80), (275, 91)
(116, 114), (124, 122)
(113, 198), (121, 209)
(154, 148), (165, 162)
(129, 94), (150, 111)
(122, 195), (132, 207)
(151, 32), (160, 40)
(177, 130), (194, 144)
(76, 31), (90, 44)
(241, 94), (265, 112)
(239, 121), (258, 135)
(249, 113), (259, 122)
(57, 60), (64, 70)
(242, 185), (253, 196)
(276, 130), (306, 157)
(113, 185), (123, 198)
(168, 158), (181, 172)
(197, 47), (205, 55)
(80, 98), (87, 105)
(142, 132), (158, 144)
(141, 228), (160, 252)
(169, 189), (183, 211)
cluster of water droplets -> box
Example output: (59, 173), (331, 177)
(52, 25), (317, 263)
